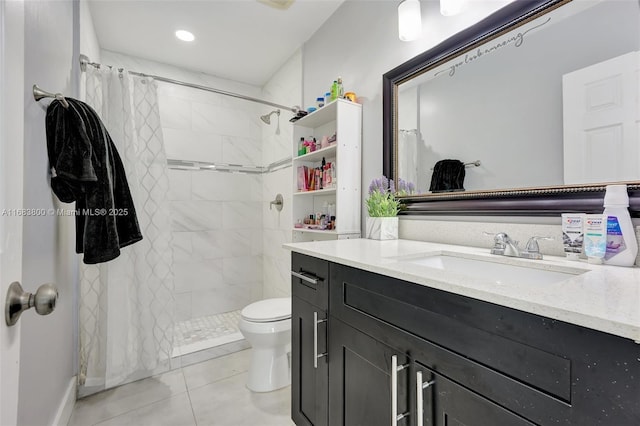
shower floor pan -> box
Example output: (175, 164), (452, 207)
(172, 310), (244, 357)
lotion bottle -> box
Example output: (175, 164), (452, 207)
(603, 185), (638, 267)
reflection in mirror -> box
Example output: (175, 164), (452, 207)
(395, 0), (639, 196)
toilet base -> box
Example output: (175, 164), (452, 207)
(246, 346), (290, 392)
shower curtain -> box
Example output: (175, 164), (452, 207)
(78, 66), (174, 396)
(398, 130), (419, 190)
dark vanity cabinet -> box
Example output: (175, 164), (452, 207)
(291, 254), (640, 426)
(291, 253), (330, 426)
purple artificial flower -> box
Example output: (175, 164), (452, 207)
(368, 176), (390, 195)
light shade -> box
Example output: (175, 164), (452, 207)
(398, 0), (422, 42)
(440, 0), (466, 16)
(175, 30), (195, 42)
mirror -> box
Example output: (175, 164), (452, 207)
(383, 0), (640, 215)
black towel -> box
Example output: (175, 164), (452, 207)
(46, 98), (143, 264)
(429, 159), (466, 193)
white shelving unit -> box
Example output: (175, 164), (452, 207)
(292, 99), (362, 242)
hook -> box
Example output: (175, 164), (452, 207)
(33, 84), (69, 109)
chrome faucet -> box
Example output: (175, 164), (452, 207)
(484, 232), (553, 260)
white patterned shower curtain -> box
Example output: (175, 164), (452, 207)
(78, 66), (174, 396)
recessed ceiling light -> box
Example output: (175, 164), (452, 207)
(175, 30), (195, 42)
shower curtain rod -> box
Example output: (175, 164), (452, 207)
(79, 54), (299, 113)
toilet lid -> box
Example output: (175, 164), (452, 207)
(241, 298), (291, 322)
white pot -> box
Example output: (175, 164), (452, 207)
(366, 217), (398, 240)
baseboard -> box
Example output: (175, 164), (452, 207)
(52, 376), (76, 426)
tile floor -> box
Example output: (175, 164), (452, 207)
(68, 349), (295, 426)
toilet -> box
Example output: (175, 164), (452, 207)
(238, 297), (292, 392)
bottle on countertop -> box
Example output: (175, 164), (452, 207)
(337, 76), (344, 99)
(602, 184), (638, 267)
(325, 92), (331, 105)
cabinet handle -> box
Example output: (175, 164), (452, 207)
(391, 355), (410, 425)
(313, 311), (327, 369)
(416, 371), (436, 426)
(291, 270), (318, 285)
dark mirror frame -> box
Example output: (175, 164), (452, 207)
(383, 0), (640, 217)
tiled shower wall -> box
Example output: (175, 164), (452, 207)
(101, 50), (264, 321)
(261, 50), (302, 299)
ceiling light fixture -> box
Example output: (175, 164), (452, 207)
(398, 0), (422, 42)
(175, 30), (195, 42)
(440, 0), (467, 16)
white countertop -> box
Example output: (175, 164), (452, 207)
(284, 238), (640, 342)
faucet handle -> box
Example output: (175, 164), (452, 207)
(524, 236), (554, 253)
(483, 231), (512, 247)
(484, 232), (511, 254)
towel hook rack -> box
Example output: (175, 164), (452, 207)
(430, 160), (481, 171)
(33, 84), (69, 109)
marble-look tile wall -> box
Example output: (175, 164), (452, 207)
(261, 50), (302, 299)
(101, 50), (264, 321)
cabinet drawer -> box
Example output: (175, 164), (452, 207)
(291, 252), (329, 309)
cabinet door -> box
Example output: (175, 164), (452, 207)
(292, 296), (328, 426)
(329, 318), (410, 426)
(414, 364), (535, 426)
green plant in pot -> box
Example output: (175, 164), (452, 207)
(365, 177), (415, 240)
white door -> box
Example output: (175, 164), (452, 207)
(562, 51), (640, 184)
(1, 1), (25, 425)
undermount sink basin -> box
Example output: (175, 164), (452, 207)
(395, 252), (587, 285)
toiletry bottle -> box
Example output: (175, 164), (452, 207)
(325, 92), (331, 105)
(316, 97), (324, 108)
(331, 161), (337, 187)
(298, 137), (305, 156)
(584, 214), (607, 264)
(561, 213), (584, 260)
(603, 185), (638, 267)
(337, 76), (344, 99)
(330, 80), (338, 101)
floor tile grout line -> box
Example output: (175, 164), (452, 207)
(181, 368), (200, 426)
(184, 367), (250, 393)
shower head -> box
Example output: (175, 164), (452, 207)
(260, 109), (280, 124)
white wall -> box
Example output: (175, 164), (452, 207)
(79, 0), (100, 63)
(100, 51), (264, 321)
(302, 0), (514, 232)
(19, 1), (78, 425)
(261, 50), (303, 299)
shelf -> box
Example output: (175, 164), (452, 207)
(294, 99), (361, 128)
(293, 144), (337, 163)
(294, 188), (336, 196)
(291, 98), (361, 242)
(292, 228), (338, 235)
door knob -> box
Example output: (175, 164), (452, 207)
(5, 281), (58, 326)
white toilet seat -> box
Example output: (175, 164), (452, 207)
(241, 297), (291, 323)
